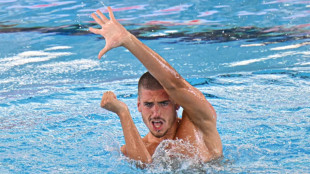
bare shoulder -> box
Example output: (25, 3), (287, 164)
(176, 111), (223, 161)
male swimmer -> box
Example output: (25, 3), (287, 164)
(89, 7), (222, 164)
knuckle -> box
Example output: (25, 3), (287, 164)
(100, 101), (105, 108)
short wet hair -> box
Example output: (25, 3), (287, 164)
(138, 72), (163, 96)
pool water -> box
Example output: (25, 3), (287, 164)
(1, 0), (310, 173)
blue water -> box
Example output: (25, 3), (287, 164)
(1, 0), (310, 173)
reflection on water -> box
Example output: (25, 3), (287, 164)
(1, 0), (310, 173)
(1, 23), (309, 45)
(1, 68), (310, 173)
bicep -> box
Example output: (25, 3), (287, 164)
(166, 84), (217, 131)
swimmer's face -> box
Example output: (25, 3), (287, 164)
(138, 88), (179, 138)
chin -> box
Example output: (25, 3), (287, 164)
(151, 130), (167, 138)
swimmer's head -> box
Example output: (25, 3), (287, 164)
(138, 72), (179, 138)
(138, 72), (163, 97)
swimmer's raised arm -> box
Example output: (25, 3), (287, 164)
(100, 91), (152, 163)
(90, 8), (215, 127)
(123, 34), (219, 142)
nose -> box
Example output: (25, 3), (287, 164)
(151, 104), (161, 117)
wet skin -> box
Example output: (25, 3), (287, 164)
(91, 7), (223, 163)
(137, 88), (222, 162)
(138, 88), (179, 139)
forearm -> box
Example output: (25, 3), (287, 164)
(118, 110), (152, 163)
(123, 34), (186, 90)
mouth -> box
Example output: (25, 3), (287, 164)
(151, 120), (164, 132)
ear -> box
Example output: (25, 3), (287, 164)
(137, 98), (142, 112)
(169, 97), (180, 111)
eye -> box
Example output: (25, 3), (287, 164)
(160, 101), (170, 106)
(144, 102), (153, 108)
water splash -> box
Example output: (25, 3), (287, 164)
(145, 139), (224, 173)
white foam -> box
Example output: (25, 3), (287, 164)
(38, 59), (100, 74)
(241, 43), (265, 47)
(270, 42), (310, 50)
(0, 50), (74, 72)
(148, 139), (203, 173)
(19, 50), (49, 57)
(296, 62), (310, 66)
(149, 32), (167, 37)
(225, 51), (310, 67)
(45, 46), (72, 51)
(164, 30), (178, 34)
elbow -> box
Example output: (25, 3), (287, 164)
(138, 152), (152, 164)
(134, 155), (152, 169)
(121, 145), (152, 164)
(135, 157), (152, 169)
(144, 156), (153, 164)
(133, 154), (152, 165)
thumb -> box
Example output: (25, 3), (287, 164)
(98, 46), (109, 59)
(89, 27), (100, 34)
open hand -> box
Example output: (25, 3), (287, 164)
(89, 7), (131, 59)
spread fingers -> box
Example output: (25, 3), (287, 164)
(96, 10), (109, 23)
(91, 13), (105, 26)
(107, 6), (115, 20)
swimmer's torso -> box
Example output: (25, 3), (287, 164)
(143, 111), (223, 162)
